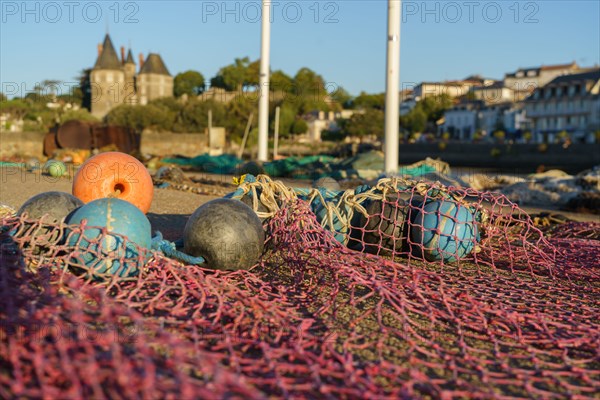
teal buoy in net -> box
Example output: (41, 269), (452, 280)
(65, 198), (152, 277)
(311, 191), (350, 245)
(410, 199), (478, 262)
(18, 192), (83, 223)
(184, 198), (265, 271)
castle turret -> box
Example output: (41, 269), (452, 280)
(136, 53), (174, 105)
(90, 34), (126, 118)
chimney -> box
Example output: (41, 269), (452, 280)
(139, 53), (144, 69)
(97, 43), (103, 57)
(120, 46), (125, 63)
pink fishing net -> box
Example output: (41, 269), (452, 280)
(1, 182), (599, 398)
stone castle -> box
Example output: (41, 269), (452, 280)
(90, 34), (173, 118)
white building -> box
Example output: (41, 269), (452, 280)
(442, 101), (529, 141)
(524, 69), (600, 143)
(471, 82), (515, 105)
(442, 103), (479, 140)
(504, 62), (581, 101)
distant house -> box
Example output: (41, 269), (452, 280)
(504, 61), (580, 101)
(442, 102), (480, 140)
(414, 80), (480, 100)
(442, 100), (528, 140)
(524, 68), (600, 143)
(470, 82), (515, 105)
(90, 34), (173, 118)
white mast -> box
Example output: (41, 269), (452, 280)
(257, 0), (271, 162)
(384, 0), (401, 174)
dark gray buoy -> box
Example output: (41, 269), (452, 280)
(18, 191), (83, 223)
(350, 194), (410, 256)
(184, 198), (265, 271)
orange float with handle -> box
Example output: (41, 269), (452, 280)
(73, 152), (154, 214)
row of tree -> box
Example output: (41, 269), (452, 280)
(1, 57), (456, 139)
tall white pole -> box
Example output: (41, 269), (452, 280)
(257, 0), (271, 162)
(384, 0), (401, 174)
(273, 106), (280, 159)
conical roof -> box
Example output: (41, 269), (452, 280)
(93, 34), (122, 70)
(125, 49), (135, 64)
(139, 53), (171, 76)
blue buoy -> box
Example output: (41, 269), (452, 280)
(410, 199), (478, 262)
(65, 198), (152, 277)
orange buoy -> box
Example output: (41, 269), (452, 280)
(73, 152), (154, 213)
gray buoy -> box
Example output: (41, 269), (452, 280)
(18, 191), (83, 223)
(184, 198), (265, 271)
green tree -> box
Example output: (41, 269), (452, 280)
(0, 93), (7, 102)
(270, 103), (296, 138)
(418, 94), (453, 123)
(246, 59), (260, 87)
(329, 86), (353, 109)
(0, 99), (29, 120)
(401, 107), (427, 133)
(270, 70), (293, 93)
(174, 70), (206, 97)
(177, 99), (226, 133)
(287, 68), (330, 115)
(225, 95), (258, 140)
(106, 104), (174, 132)
(212, 57), (252, 91)
(353, 91), (385, 110)
(77, 69), (92, 110)
(60, 108), (99, 123)
(293, 67), (326, 97)
(343, 109), (385, 140)
(291, 119), (308, 135)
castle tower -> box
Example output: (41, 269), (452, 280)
(123, 48), (137, 105)
(137, 53), (174, 105)
(90, 34), (126, 118)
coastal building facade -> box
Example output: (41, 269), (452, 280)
(524, 69), (600, 143)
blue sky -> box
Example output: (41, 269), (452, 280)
(1, 0), (599, 98)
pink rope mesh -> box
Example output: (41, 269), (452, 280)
(1, 190), (599, 398)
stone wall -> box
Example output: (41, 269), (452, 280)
(140, 132), (208, 157)
(0, 131), (45, 158)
